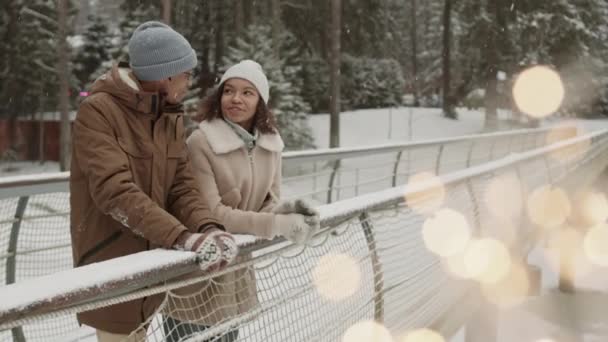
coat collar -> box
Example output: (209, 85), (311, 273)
(90, 62), (182, 118)
(199, 119), (284, 155)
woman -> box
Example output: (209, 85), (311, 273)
(163, 60), (319, 341)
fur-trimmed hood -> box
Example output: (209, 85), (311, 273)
(198, 119), (284, 155)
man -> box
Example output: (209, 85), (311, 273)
(70, 21), (237, 341)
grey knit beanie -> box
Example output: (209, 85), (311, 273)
(128, 21), (197, 81)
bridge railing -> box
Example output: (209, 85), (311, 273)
(1, 126), (605, 342)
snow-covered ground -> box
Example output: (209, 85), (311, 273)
(308, 106), (518, 148)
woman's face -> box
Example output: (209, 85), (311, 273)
(221, 78), (260, 131)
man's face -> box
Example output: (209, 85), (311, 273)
(164, 70), (193, 104)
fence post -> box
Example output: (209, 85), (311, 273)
(435, 144), (445, 175)
(488, 139), (497, 161)
(336, 171), (342, 201)
(359, 212), (384, 322)
(355, 168), (360, 196)
(6, 196), (29, 342)
(326, 160), (340, 203)
(466, 142), (475, 168)
(392, 151), (403, 187)
(313, 162), (318, 201)
(463, 176), (497, 342)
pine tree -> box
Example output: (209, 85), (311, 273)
(510, 0), (608, 116)
(112, 2), (160, 63)
(73, 14), (113, 89)
(223, 25), (315, 150)
(0, 0), (77, 117)
(410, 0), (444, 105)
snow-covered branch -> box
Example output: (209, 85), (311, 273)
(33, 58), (57, 74)
(21, 6), (57, 27)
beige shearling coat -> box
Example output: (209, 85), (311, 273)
(166, 118), (284, 325)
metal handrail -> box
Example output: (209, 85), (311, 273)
(281, 126), (555, 164)
(0, 126), (562, 200)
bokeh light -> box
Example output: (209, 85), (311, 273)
(485, 219), (518, 248)
(545, 122), (590, 162)
(484, 172), (524, 220)
(404, 172), (446, 215)
(512, 65), (565, 118)
(526, 185), (571, 229)
(313, 253), (361, 301)
(572, 190), (608, 227)
(401, 328), (445, 342)
(443, 250), (472, 279)
(342, 321), (393, 342)
(481, 262), (530, 307)
(583, 223), (608, 267)
(543, 227), (593, 280)
(422, 208), (471, 257)
(463, 238), (512, 284)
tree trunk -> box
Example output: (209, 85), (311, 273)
(3, 0), (20, 151)
(244, 0), (254, 27)
(161, 0), (171, 24)
(423, 2), (431, 53)
(57, 0), (71, 171)
(410, 0), (419, 107)
(441, 0), (456, 118)
(75, 0), (90, 34)
(329, 0), (341, 149)
(39, 110), (45, 164)
(271, 0), (281, 58)
(483, 0), (499, 131)
(213, 0), (225, 74)
(198, 3), (213, 97)
(235, 0), (244, 34)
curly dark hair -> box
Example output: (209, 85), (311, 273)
(193, 83), (278, 134)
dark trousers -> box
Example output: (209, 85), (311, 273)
(163, 316), (239, 342)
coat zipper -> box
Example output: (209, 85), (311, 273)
(247, 147), (254, 200)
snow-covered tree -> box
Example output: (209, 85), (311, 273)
(510, 0), (608, 116)
(0, 0), (77, 118)
(112, 2), (159, 63)
(72, 13), (113, 89)
(341, 54), (405, 110)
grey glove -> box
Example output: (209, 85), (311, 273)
(272, 198), (320, 217)
(272, 213), (320, 244)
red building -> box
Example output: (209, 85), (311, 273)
(0, 112), (75, 162)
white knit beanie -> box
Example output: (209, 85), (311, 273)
(128, 21), (197, 81)
(219, 60), (269, 104)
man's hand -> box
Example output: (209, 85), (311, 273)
(174, 227), (239, 271)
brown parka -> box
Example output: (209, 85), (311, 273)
(70, 64), (221, 334)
